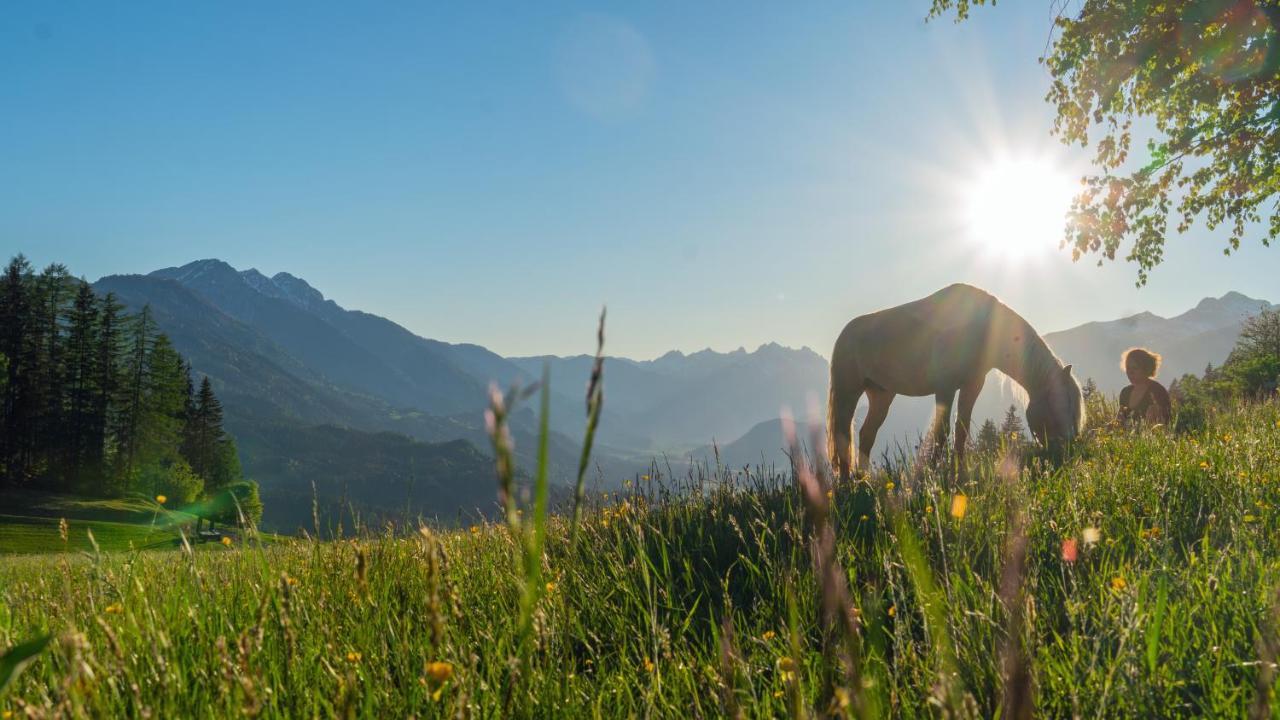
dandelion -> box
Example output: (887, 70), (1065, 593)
(1082, 527), (1101, 545)
(950, 494), (968, 519)
(285, 574), (299, 586)
(925, 505), (934, 514)
(220, 536), (232, 547)
(776, 656), (797, 680)
(104, 603), (124, 615)
(155, 494), (167, 505)
(469, 526), (479, 535)
(1244, 514), (1258, 523)
(641, 474), (650, 481)
(887, 605), (896, 618)
(773, 690), (785, 699)
(859, 514), (869, 522)
(884, 480), (895, 491)
(346, 651), (362, 664)
(545, 581), (557, 593)
(761, 630), (776, 641)
(1199, 461), (1209, 469)
(1111, 576), (1127, 591)
(643, 658), (656, 673)
(425, 661), (453, 683)
(1061, 537), (1078, 563)
(826, 489), (834, 502)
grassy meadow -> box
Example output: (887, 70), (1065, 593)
(2, 400), (1279, 718)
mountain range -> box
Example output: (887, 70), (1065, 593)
(92, 259), (1270, 529)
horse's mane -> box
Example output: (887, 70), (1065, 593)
(988, 294), (1064, 397)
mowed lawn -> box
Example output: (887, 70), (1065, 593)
(1, 401), (1279, 718)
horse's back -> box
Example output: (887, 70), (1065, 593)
(832, 284), (1002, 395)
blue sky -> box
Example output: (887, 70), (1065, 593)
(3, 2), (1276, 359)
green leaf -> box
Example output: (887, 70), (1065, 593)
(0, 633), (52, 696)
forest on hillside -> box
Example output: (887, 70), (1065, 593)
(0, 255), (259, 523)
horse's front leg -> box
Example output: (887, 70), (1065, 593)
(930, 390), (956, 464)
(954, 374), (986, 471)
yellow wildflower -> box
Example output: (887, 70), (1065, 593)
(104, 603), (124, 615)
(285, 575), (298, 586)
(776, 656), (797, 679)
(470, 526), (479, 534)
(642, 474), (650, 481)
(155, 494), (167, 505)
(761, 630), (776, 641)
(643, 658), (656, 673)
(220, 536), (232, 547)
(887, 605), (896, 618)
(1199, 461), (1209, 469)
(925, 505), (934, 514)
(545, 581), (557, 593)
(884, 481), (895, 491)
(1111, 576), (1127, 591)
(950, 494), (968, 519)
(426, 661), (453, 683)
(346, 651), (362, 664)
(832, 687), (851, 710)
(859, 514), (869, 522)
(774, 690), (785, 698)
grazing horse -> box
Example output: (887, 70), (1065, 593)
(827, 283), (1084, 479)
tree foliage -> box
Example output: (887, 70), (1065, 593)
(1170, 308), (1280, 429)
(931, 0), (1280, 284)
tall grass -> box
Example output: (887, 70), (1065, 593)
(1, 399), (1278, 717)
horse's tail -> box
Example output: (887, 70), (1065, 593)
(827, 337), (859, 481)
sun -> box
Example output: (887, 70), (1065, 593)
(965, 157), (1077, 258)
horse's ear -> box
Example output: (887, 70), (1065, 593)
(1063, 364), (1073, 376)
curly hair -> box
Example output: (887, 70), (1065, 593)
(1121, 347), (1161, 378)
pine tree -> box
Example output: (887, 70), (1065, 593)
(112, 305), (155, 489)
(975, 419), (1001, 456)
(187, 376), (225, 485)
(34, 264), (72, 485)
(93, 293), (124, 490)
(999, 404), (1026, 444)
(64, 281), (101, 491)
(135, 333), (188, 496)
(0, 256), (35, 485)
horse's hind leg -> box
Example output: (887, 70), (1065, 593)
(858, 385), (895, 473)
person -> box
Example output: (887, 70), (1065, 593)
(1117, 348), (1171, 426)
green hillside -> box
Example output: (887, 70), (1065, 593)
(2, 401), (1278, 717)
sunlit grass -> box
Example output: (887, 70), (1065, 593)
(1, 401), (1278, 717)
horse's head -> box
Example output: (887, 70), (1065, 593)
(1026, 364), (1085, 450)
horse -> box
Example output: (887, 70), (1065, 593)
(827, 283), (1084, 479)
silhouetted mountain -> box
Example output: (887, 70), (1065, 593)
(150, 260), (490, 415)
(1044, 291), (1274, 393)
(511, 343), (829, 451)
